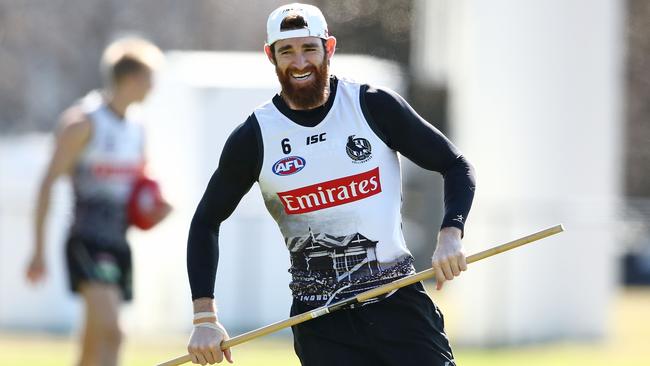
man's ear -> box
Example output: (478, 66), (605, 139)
(264, 44), (276, 65)
(325, 36), (337, 60)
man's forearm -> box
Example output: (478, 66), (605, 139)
(33, 177), (53, 255)
(187, 214), (220, 300)
(441, 156), (476, 235)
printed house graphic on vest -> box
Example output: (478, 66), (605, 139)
(287, 229), (381, 282)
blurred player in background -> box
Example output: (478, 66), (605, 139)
(25, 37), (170, 366)
(185, 3), (475, 365)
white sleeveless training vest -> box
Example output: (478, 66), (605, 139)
(70, 91), (145, 245)
(255, 78), (415, 306)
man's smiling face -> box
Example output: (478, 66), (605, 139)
(266, 36), (336, 109)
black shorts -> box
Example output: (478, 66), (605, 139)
(290, 282), (456, 366)
(65, 236), (133, 301)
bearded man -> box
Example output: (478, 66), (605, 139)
(184, 3), (476, 366)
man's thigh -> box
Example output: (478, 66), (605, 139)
(360, 283), (456, 366)
(290, 283), (455, 366)
(291, 299), (381, 366)
(292, 325), (380, 366)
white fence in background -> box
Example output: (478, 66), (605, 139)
(0, 52), (405, 337)
(431, 0), (623, 345)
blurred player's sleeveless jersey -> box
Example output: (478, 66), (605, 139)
(70, 91), (144, 246)
(255, 78), (414, 306)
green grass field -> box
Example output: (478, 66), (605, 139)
(2, 288), (649, 366)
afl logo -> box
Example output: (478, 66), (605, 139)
(273, 156), (306, 176)
(346, 135), (372, 163)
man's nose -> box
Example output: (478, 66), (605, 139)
(291, 53), (309, 70)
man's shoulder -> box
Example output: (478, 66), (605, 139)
(226, 114), (260, 146)
(333, 76), (392, 109)
(358, 83), (410, 124)
(58, 104), (91, 132)
(58, 90), (106, 129)
(335, 75), (363, 86)
(220, 113), (262, 176)
(335, 75), (378, 96)
(52, 104), (92, 147)
(361, 83), (403, 104)
(333, 75), (401, 99)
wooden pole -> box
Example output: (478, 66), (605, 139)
(157, 224), (564, 366)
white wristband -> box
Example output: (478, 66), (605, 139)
(193, 311), (217, 320)
(195, 322), (226, 335)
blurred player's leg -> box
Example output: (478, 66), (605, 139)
(79, 283), (123, 366)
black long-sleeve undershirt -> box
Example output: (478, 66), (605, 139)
(187, 76), (476, 300)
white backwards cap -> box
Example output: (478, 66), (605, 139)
(266, 3), (329, 45)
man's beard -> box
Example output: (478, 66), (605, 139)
(276, 58), (329, 110)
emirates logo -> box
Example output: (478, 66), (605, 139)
(92, 162), (144, 178)
(277, 167), (382, 214)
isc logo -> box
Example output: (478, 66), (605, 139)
(272, 156), (306, 176)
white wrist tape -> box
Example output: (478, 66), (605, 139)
(194, 322), (226, 335)
(193, 311), (217, 320)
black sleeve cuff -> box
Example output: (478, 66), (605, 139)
(440, 218), (466, 238)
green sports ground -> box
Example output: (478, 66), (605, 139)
(2, 288), (648, 366)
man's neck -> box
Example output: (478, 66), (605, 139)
(106, 92), (132, 119)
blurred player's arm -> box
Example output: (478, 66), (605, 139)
(27, 107), (91, 283)
(363, 86), (476, 290)
(186, 115), (260, 364)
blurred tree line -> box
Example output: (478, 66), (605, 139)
(0, 0), (412, 133)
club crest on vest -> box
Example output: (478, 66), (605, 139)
(273, 156), (306, 176)
(346, 135), (372, 163)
